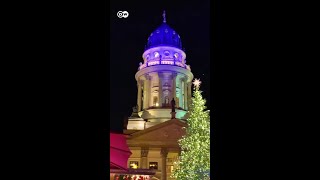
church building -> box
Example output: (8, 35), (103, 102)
(123, 11), (194, 180)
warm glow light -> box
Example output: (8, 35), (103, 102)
(130, 163), (138, 169)
(129, 161), (139, 169)
(155, 103), (159, 106)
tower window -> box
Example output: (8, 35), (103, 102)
(154, 52), (159, 58)
(165, 96), (169, 104)
(167, 165), (174, 173)
(129, 161), (139, 169)
(174, 53), (179, 59)
(153, 96), (158, 106)
(164, 51), (170, 56)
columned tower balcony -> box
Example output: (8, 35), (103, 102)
(128, 11), (194, 130)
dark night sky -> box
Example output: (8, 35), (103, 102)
(110, 0), (210, 132)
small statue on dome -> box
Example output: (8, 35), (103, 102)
(132, 105), (138, 113)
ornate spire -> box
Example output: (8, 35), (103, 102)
(162, 10), (166, 23)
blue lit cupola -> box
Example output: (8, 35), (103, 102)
(145, 11), (182, 50)
(140, 11), (190, 71)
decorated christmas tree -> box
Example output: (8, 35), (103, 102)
(172, 78), (210, 180)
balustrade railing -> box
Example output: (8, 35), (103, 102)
(138, 60), (191, 71)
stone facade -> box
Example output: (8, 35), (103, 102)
(124, 119), (186, 180)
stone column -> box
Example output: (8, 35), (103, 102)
(137, 80), (142, 111)
(143, 75), (150, 109)
(187, 82), (192, 109)
(172, 73), (177, 106)
(179, 78), (183, 108)
(149, 76), (153, 106)
(158, 73), (163, 107)
(161, 148), (168, 180)
(141, 147), (149, 169)
(184, 79), (188, 110)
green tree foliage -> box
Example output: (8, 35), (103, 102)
(172, 79), (210, 180)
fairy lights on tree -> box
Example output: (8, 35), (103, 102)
(172, 78), (210, 179)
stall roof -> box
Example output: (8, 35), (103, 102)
(110, 133), (132, 170)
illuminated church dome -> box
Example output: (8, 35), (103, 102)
(145, 20), (182, 50)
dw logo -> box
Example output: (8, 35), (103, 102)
(117, 11), (129, 18)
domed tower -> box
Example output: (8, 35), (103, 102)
(127, 11), (194, 130)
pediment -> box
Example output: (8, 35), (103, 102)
(128, 119), (187, 141)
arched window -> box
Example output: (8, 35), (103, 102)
(174, 53), (179, 59)
(153, 96), (158, 106)
(154, 52), (159, 58)
(165, 96), (169, 104)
